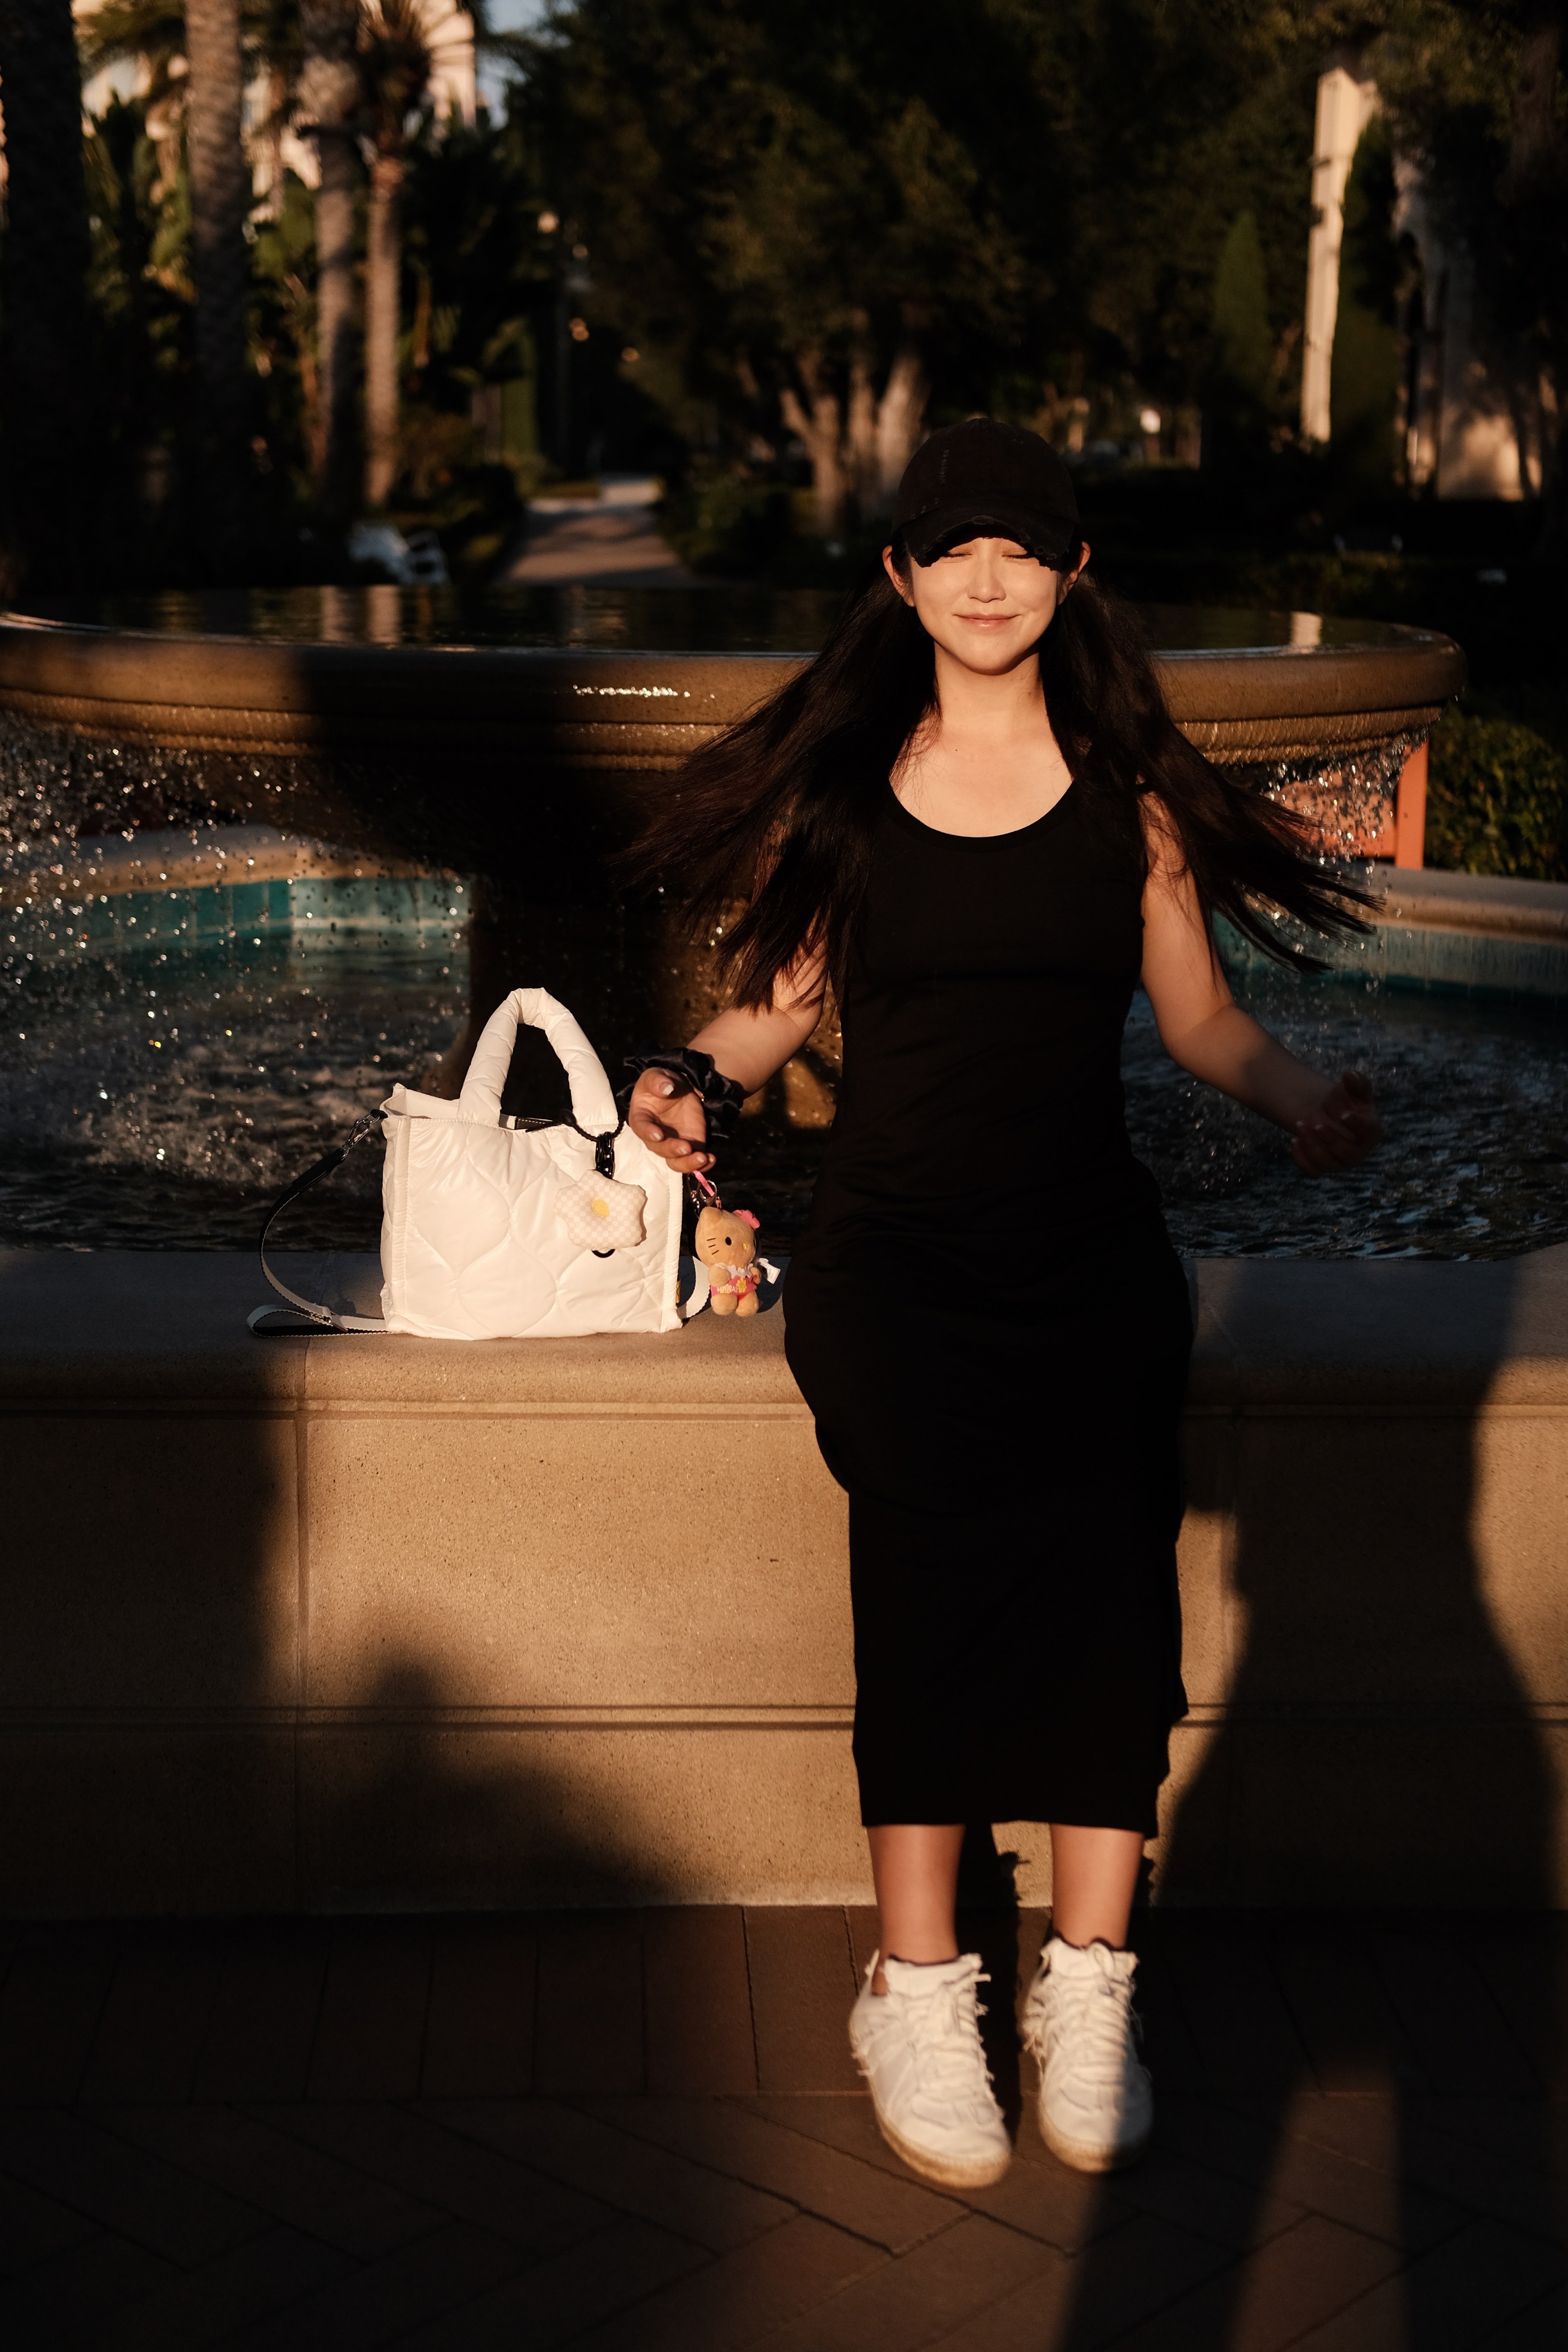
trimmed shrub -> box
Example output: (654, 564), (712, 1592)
(1426, 709), (1568, 882)
(657, 475), (796, 576)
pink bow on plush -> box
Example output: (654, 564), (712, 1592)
(733, 1209), (760, 1230)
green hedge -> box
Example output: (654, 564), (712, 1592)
(657, 476), (798, 576)
(1426, 709), (1568, 883)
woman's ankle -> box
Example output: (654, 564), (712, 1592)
(872, 1944), (961, 1995)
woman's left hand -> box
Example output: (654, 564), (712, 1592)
(1291, 1069), (1381, 1175)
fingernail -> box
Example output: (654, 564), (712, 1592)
(658, 1080), (674, 1095)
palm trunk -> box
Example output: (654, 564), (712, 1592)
(314, 137), (360, 515)
(0, 0), (93, 591)
(185, 0), (250, 572)
(298, 0), (361, 518)
(364, 151), (404, 509)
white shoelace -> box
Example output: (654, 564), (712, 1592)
(899, 1959), (996, 2105)
(1027, 1959), (1142, 2087)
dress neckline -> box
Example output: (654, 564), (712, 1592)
(884, 781), (1076, 848)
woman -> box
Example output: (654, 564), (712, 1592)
(625, 420), (1379, 2188)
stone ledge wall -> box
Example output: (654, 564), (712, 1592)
(2, 1246), (1565, 1916)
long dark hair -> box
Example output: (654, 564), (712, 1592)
(623, 553), (1369, 1008)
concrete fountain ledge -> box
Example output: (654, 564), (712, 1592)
(0, 606), (1465, 768)
(2, 1244), (1566, 1920)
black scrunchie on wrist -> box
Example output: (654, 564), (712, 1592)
(622, 1047), (749, 1143)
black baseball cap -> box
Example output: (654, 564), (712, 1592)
(893, 417), (1081, 568)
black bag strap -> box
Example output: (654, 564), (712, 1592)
(247, 1112), (389, 1337)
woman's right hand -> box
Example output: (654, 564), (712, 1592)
(628, 1069), (714, 1173)
(1290, 1068), (1381, 1175)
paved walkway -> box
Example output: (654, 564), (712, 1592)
(502, 508), (702, 586)
(0, 1907), (1563, 2348)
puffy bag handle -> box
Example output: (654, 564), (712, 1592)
(459, 986), (619, 1135)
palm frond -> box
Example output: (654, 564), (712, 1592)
(77, 0), (186, 74)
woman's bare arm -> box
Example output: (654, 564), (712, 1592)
(1139, 814), (1380, 1176)
(627, 957), (825, 1174)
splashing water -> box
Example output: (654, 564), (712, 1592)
(1248, 736), (1419, 863)
(4, 653), (1562, 1259)
(1, 880), (465, 1248)
(1123, 969), (1568, 1259)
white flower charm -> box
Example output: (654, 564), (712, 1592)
(556, 1168), (647, 1251)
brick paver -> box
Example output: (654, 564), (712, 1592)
(192, 1928), (330, 2104)
(0, 1909), (1561, 2347)
(746, 1909), (862, 2097)
(582, 2095), (962, 2252)
(105, 2105), (443, 2254)
(0, 1932), (119, 2105)
(533, 1914), (648, 2100)
(565, 2207), (885, 2352)
(394, 2213), (704, 2350)
(420, 1923), (536, 2101)
(307, 1927), (434, 2103)
(260, 2103), (610, 2254)
(644, 1907), (758, 2097)
(432, 2097), (796, 2252)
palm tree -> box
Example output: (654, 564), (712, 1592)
(185, 0), (250, 567)
(357, 2), (478, 510)
(75, 5), (202, 178)
(81, 2), (290, 565)
(358, 2), (434, 508)
(297, 0), (362, 517)
(76, 2), (499, 533)
(0, 0), (94, 592)
(302, 0), (475, 516)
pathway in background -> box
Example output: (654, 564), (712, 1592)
(0, 1907), (1563, 2347)
(502, 500), (701, 587)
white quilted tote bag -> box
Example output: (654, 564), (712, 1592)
(377, 987), (684, 1339)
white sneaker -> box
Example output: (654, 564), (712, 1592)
(848, 1951), (1012, 2189)
(1021, 1936), (1153, 2172)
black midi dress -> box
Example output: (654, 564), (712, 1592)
(783, 784), (1192, 1836)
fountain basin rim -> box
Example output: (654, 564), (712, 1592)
(0, 821), (452, 908)
(1366, 863), (1568, 942)
(0, 608), (1465, 754)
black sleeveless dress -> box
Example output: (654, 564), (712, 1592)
(784, 785), (1192, 1834)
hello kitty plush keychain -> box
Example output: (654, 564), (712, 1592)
(688, 1171), (780, 1317)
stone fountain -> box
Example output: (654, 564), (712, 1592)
(0, 588), (1465, 1067)
(11, 588), (1566, 1929)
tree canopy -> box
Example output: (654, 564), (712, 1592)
(520, 0), (1344, 507)
(2, 0), (1563, 589)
